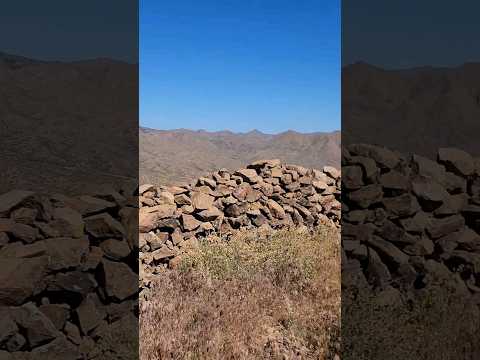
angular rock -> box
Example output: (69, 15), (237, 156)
(174, 193), (191, 205)
(232, 183), (252, 201)
(366, 236), (409, 267)
(10, 207), (38, 225)
(181, 214), (202, 231)
(379, 171), (409, 191)
(0, 310), (18, 343)
(100, 238), (131, 259)
(349, 156), (379, 182)
(438, 147), (475, 177)
(347, 185), (383, 208)
(248, 159), (281, 169)
(343, 165), (364, 189)
(156, 191), (175, 205)
(31, 336), (81, 359)
(101, 259), (137, 301)
(234, 168), (261, 183)
(382, 193), (420, 218)
(400, 211), (430, 234)
(47, 271), (97, 297)
(404, 237), (434, 256)
(267, 199), (286, 219)
(138, 184), (155, 195)
(191, 192), (214, 210)
(40, 236), (88, 271)
(412, 179), (449, 208)
(74, 195), (117, 216)
(85, 213), (125, 239)
(411, 154), (446, 182)
(366, 248), (391, 288)
(0, 219), (39, 244)
(348, 144), (400, 169)
(0, 190), (35, 216)
(323, 166), (340, 179)
(0, 256), (48, 305)
(152, 246), (176, 261)
(139, 205), (176, 233)
(376, 219), (418, 245)
(52, 207), (84, 238)
(76, 294), (104, 335)
(197, 207), (223, 221)
(11, 302), (60, 348)
(426, 215), (465, 239)
(39, 304), (70, 330)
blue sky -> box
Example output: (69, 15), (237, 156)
(0, 0), (137, 62)
(140, 0), (340, 133)
(343, 0), (480, 69)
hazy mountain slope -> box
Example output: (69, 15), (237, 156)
(343, 62), (480, 158)
(0, 53), (138, 194)
(140, 128), (340, 184)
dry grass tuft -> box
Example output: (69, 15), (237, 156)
(140, 227), (340, 360)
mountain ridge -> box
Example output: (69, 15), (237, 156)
(140, 127), (341, 185)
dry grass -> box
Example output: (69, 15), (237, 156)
(342, 276), (480, 360)
(140, 226), (340, 360)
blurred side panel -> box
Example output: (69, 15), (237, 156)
(0, 1), (139, 359)
(342, 1), (480, 359)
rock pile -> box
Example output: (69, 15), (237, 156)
(139, 160), (341, 284)
(342, 144), (480, 300)
(0, 187), (138, 359)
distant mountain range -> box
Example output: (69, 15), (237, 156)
(4, 50), (478, 190)
(343, 61), (480, 158)
(140, 127), (341, 184)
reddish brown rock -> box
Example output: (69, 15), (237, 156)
(181, 214), (202, 231)
(234, 168), (261, 183)
(191, 192), (214, 210)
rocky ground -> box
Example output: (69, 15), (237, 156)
(342, 143), (480, 359)
(0, 186), (138, 359)
(138, 159), (341, 292)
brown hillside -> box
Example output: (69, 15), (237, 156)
(343, 62), (480, 158)
(140, 128), (340, 185)
(0, 53), (138, 194)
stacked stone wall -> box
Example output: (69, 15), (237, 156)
(0, 187), (138, 358)
(139, 160), (341, 285)
(342, 144), (480, 300)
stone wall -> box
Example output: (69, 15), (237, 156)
(139, 160), (341, 287)
(342, 144), (480, 299)
(0, 187), (138, 359)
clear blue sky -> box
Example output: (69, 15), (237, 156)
(343, 0), (480, 69)
(140, 0), (340, 133)
(0, 0), (137, 62)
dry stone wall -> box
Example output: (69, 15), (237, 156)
(0, 186), (138, 359)
(139, 159), (341, 287)
(342, 144), (480, 302)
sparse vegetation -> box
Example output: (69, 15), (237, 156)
(140, 226), (340, 360)
(342, 279), (480, 359)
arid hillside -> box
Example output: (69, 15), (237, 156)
(343, 62), (480, 158)
(0, 52), (138, 194)
(140, 127), (341, 185)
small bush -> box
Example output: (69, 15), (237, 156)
(140, 226), (340, 360)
